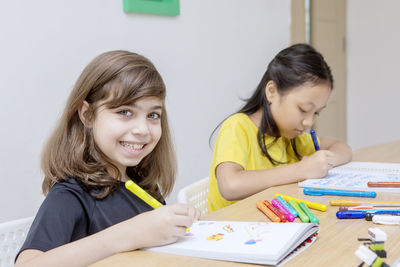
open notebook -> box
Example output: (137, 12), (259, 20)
(299, 161), (400, 192)
(146, 221), (319, 266)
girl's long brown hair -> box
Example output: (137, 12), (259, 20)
(41, 50), (176, 200)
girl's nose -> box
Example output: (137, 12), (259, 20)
(130, 118), (150, 136)
(302, 115), (314, 129)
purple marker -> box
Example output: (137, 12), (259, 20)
(271, 198), (295, 222)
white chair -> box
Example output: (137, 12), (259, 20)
(0, 216), (34, 267)
(178, 177), (209, 215)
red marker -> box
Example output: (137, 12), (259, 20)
(264, 200), (287, 222)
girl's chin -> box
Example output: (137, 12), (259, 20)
(282, 132), (301, 139)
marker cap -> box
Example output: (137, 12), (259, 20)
(372, 214), (400, 225)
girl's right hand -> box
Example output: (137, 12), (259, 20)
(298, 150), (335, 179)
(112, 204), (200, 253)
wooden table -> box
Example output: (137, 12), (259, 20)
(91, 140), (400, 267)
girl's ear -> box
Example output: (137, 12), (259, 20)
(78, 101), (93, 128)
(264, 81), (279, 103)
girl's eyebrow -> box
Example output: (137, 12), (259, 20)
(300, 102), (315, 108)
(303, 101), (327, 110)
(143, 105), (163, 111)
(151, 105), (163, 110)
(129, 103), (163, 110)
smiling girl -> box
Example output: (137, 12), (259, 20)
(16, 51), (200, 266)
(208, 44), (352, 212)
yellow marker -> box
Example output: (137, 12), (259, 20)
(330, 199), (400, 207)
(125, 180), (163, 209)
(274, 194), (327, 211)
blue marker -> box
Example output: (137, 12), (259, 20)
(303, 188), (376, 198)
(276, 195), (298, 217)
(336, 210), (400, 219)
(310, 129), (320, 151)
(336, 211), (366, 219)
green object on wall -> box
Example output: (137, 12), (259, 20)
(123, 0), (180, 16)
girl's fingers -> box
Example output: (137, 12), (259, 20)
(170, 204), (200, 219)
(194, 208), (201, 220)
(172, 226), (187, 237)
(173, 213), (195, 228)
(170, 203), (191, 215)
(166, 204), (201, 227)
(187, 206), (201, 221)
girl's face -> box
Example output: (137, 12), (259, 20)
(90, 96), (163, 178)
(267, 82), (331, 139)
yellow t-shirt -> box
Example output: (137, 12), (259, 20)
(208, 113), (316, 212)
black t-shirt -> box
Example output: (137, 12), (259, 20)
(17, 178), (158, 259)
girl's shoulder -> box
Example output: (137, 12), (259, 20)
(51, 178), (89, 194)
(47, 178), (93, 204)
(221, 113), (257, 131)
(48, 178), (108, 206)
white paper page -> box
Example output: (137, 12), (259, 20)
(146, 221), (319, 266)
(298, 162), (400, 192)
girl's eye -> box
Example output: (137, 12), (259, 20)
(299, 107), (307, 113)
(314, 112), (320, 116)
(148, 112), (161, 120)
(118, 110), (132, 117)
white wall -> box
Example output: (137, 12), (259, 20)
(0, 0), (290, 222)
(347, 0), (400, 150)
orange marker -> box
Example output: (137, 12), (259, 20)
(367, 181), (400, 188)
(264, 200), (287, 222)
(256, 201), (280, 222)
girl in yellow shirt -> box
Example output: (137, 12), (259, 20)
(208, 44), (352, 212)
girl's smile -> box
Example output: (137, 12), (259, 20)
(120, 141), (147, 153)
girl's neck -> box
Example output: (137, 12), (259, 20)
(121, 175), (130, 182)
(105, 165), (130, 182)
(247, 109), (262, 128)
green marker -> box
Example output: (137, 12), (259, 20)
(299, 201), (319, 224)
(289, 199), (309, 223)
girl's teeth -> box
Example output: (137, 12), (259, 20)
(122, 142), (143, 150)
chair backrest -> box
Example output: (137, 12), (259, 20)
(0, 216), (34, 267)
(177, 177), (209, 215)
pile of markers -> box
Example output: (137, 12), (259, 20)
(333, 199), (400, 224)
(256, 194), (326, 224)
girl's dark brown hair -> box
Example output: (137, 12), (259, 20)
(41, 50), (176, 200)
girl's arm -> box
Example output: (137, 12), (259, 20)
(216, 138), (352, 201)
(15, 204), (200, 267)
(216, 161), (310, 201)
